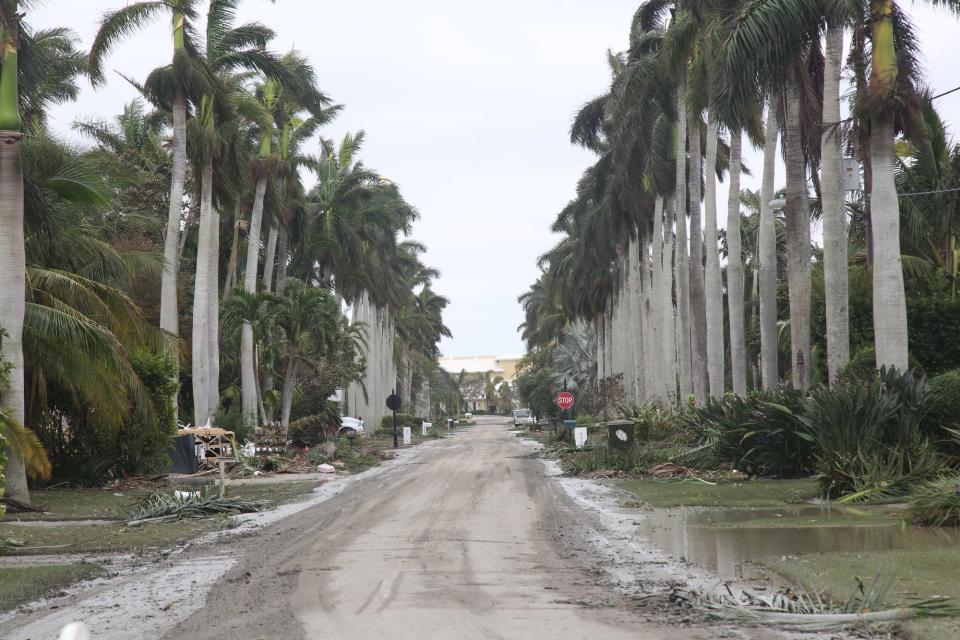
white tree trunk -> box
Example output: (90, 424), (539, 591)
(162, 91), (188, 419)
(207, 205), (220, 416)
(703, 117), (725, 397)
(0, 132), (29, 503)
(726, 129), (748, 395)
(240, 176), (268, 428)
(688, 111), (708, 404)
(263, 225), (278, 294)
(191, 160), (214, 425)
(871, 119), (909, 370)
(675, 86), (693, 400)
(661, 196), (678, 405)
(759, 103), (780, 389)
(785, 80), (812, 389)
(822, 24), (850, 383)
(281, 357), (299, 436)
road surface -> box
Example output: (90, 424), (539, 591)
(161, 416), (707, 640)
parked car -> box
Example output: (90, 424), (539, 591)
(513, 408), (535, 428)
(339, 417), (365, 436)
(464, 412), (473, 419)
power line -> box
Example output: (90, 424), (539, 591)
(898, 186), (960, 198)
(932, 85), (960, 101)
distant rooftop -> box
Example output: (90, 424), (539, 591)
(438, 354), (523, 375)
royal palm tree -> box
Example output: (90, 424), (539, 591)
(90, 0), (208, 389)
(0, 1), (29, 503)
(1, 6), (87, 503)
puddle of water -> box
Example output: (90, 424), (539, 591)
(636, 505), (960, 578)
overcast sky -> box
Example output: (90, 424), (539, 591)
(31, 1), (960, 358)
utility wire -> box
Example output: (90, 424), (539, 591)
(898, 186), (960, 198)
(932, 84), (960, 101)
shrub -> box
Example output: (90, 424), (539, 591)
(800, 368), (943, 499)
(563, 443), (681, 476)
(906, 474), (960, 526)
(682, 387), (813, 477)
(927, 369), (960, 431)
(289, 401), (342, 446)
(620, 403), (683, 442)
(379, 413), (419, 434)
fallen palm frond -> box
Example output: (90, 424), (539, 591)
(906, 474), (960, 526)
(126, 490), (266, 525)
(645, 571), (958, 633)
(0, 537), (26, 553)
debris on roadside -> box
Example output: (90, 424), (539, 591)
(126, 490), (266, 526)
(648, 463), (696, 478)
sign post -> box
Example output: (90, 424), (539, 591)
(386, 391), (402, 448)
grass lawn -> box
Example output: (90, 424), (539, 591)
(768, 547), (960, 640)
(0, 564), (102, 612)
(0, 481), (320, 556)
(619, 478), (820, 508)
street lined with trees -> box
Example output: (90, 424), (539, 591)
(0, 0), (450, 507)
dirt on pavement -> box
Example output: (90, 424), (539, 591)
(163, 416), (715, 640)
(2, 417), (763, 640)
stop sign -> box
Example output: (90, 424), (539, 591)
(554, 391), (575, 411)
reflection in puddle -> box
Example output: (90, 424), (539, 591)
(635, 505), (960, 578)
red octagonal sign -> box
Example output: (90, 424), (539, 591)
(554, 391), (575, 411)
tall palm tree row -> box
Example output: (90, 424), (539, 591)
(520, 0), (959, 408)
(2, 2), (450, 505)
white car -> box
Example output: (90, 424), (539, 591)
(464, 412), (473, 419)
(339, 417), (365, 436)
(513, 409), (535, 428)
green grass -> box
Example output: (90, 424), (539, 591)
(0, 564), (102, 611)
(768, 547), (960, 640)
(0, 481), (320, 555)
(619, 478), (820, 508)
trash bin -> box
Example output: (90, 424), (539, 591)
(607, 419), (636, 451)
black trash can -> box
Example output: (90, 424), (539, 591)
(607, 419), (636, 451)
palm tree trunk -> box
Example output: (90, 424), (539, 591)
(868, 1), (909, 370)
(661, 196), (678, 404)
(759, 103), (780, 389)
(223, 205), (241, 298)
(822, 23), (850, 383)
(275, 225), (289, 295)
(0, 128), (28, 503)
(703, 116), (725, 397)
(785, 79), (812, 389)
(253, 345), (267, 425)
(675, 83), (693, 400)
(207, 205), (220, 416)
(263, 225), (278, 294)
(191, 160), (214, 425)
(726, 129), (747, 395)
(688, 111), (708, 404)
(280, 356), (299, 438)
(870, 118), (908, 369)
(162, 90), (187, 418)
(240, 174), (268, 428)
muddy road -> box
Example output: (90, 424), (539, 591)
(166, 417), (707, 640)
(2, 417), (727, 639)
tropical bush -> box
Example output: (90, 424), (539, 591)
(906, 474), (960, 526)
(619, 403), (683, 443)
(288, 401), (343, 446)
(379, 412), (420, 434)
(799, 368), (943, 499)
(682, 387), (813, 478)
(926, 369), (960, 432)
